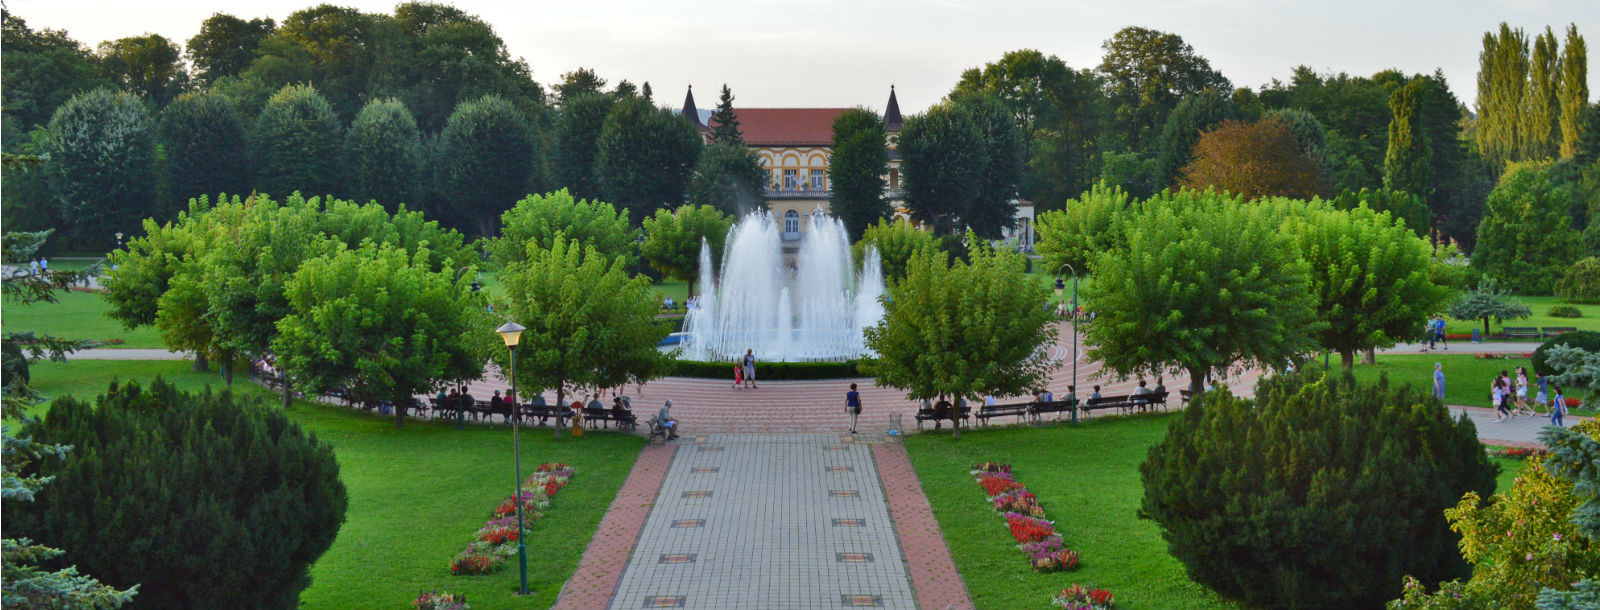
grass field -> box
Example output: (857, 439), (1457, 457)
(1442, 294), (1600, 336)
(904, 414), (1526, 610)
(1306, 353), (1596, 417)
(2, 290), (165, 348)
(20, 359), (646, 610)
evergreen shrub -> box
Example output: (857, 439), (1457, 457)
(4, 378), (348, 610)
(1549, 305), (1583, 318)
(1557, 257), (1600, 304)
(1140, 372), (1496, 610)
(1533, 330), (1600, 377)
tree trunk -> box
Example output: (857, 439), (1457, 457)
(555, 387), (566, 439)
(1483, 317), (1491, 337)
(1361, 346), (1376, 365)
(191, 353), (209, 372)
(394, 393), (406, 429)
(222, 360), (233, 386)
(1188, 366), (1206, 395)
(687, 279), (696, 301)
(1340, 349), (1355, 370)
(282, 371), (292, 409)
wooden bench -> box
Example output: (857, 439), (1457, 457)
(1082, 395), (1133, 417)
(1130, 390), (1170, 413)
(1179, 390), (1194, 408)
(1504, 326), (1542, 339)
(976, 402), (1032, 425)
(1032, 398), (1079, 420)
(915, 404), (971, 430)
(583, 406), (639, 431)
(1544, 326), (1578, 337)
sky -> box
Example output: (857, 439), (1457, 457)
(9, 0), (1598, 115)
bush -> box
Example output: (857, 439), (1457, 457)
(1533, 330), (1600, 377)
(668, 359), (862, 380)
(1549, 305), (1584, 318)
(1557, 257), (1600, 304)
(1140, 372), (1496, 610)
(4, 379), (348, 610)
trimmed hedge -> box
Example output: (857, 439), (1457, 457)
(668, 359), (864, 380)
(1533, 330), (1600, 377)
(1548, 305), (1583, 318)
(1557, 257), (1600, 304)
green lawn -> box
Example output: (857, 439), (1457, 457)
(21, 359), (646, 610)
(1443, 294), (1600, 336)
(2, 290), (165, 348)
(1306, 353), (1596, 417)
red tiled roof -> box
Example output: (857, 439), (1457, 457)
(730, 108), (847, 146)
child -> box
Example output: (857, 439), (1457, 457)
(733, 361), (743, 389)
(1551, 385), (1567, 427)
(1492, 378), (1508, 422)
(1534, 372), (1550, 415)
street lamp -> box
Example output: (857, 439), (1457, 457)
(1054, 264), (1079, 424)
(114, 232), (124, 250)
(495, 321), (530, 597)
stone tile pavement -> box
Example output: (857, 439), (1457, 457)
(554, 444), (678, 610)
(870, 443), (973, 610)
(1451, 405), (1588, 448)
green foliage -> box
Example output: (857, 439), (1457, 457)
(1097, 27), (1231, 153)
(1, 10), (114, 130)
(1477, 23), (1531, 167)
(554, 68), (606, 105)
(667, 359), (861, 380)
(498, 236), (671, 409)
(707, 84), (743, 144)
(1538, 579), (1600, 610)
(344, 98), (422, 210)
(1287, 201), (1449, 367)
(1524, 27), (1562, 160)
(158, 91), (249, 207)
(46, 88), (157, 246)
(1551, 305), (1585, 318)
(552, 92), (613, 202)
(184, 13), (275, 86)
(1153, 88), (1239, 189)
(1533, 331), (1600, 378)
(95, 34), (188, 107)
(1035, 181), (1133, 273)
(1559, 257), (1600, 304)
(828, 108), (891, 240)
(1097, 151), (1158, 200)
(596, 95), (703, 223)
(1085, 190), (1320, 390)
(1449, 278), (1534, 336)
(492, 189), (638, 271)
(1472, 162), (1581, 294)
(441, 94), (538, 236)
(863, 237), (1057, 402)
(251, 84), (343, 200)
(1180, 118), (1327, 200)
(949, 91), (1026, 239)
(1267, 107), (1332, 171)
(1, 537), (136, 610)
(1385, 79), (1435, 199)
(1142, 372), (1496, 610)
(274, 243), (491, 428)
(641, 204), (732, 296)
(1330, 187), (1431, 239)
(1559, 26), (1589, 159)
(687, 142), (767, 217)
(900, 103), (987, 235)
(5, 379), (347, 610)
(852, 217), (939, 282)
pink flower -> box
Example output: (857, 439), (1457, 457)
(1527, 553), (1535, 561)
(1554, 533), (1563, 541)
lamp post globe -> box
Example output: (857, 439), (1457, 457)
(495, 321), (530, 596)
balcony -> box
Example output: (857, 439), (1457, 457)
(765, 186), (829, 199)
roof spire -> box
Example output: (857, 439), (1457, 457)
(682, 85), (703, 128)
(884, 85), (903, 131)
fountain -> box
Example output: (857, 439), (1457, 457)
(679, 210), (886, 362)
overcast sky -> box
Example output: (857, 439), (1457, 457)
(9, 0), (1597, 115)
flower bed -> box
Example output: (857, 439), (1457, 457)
(415, 590), (469, 610)
(450, 463), (574, 575)
(1052, 584), (1115, 610)
(1474, 352), (1537, 359)
(971, 463), (1094, 582)
(1490, 446), (1549, 460)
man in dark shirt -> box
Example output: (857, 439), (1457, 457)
(846, 383), (862, 434)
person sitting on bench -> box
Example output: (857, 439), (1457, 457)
(1132, 380), (1153, 411)
(933, 395), (952, 430)
(658, 400), (680, 440)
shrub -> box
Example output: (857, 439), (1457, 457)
(668, 359), (862, 380)
(1557, 257), (1600, 304)
(4, 378), (348, 610)
(1140, 372), (1496, 610)
(1549, 305), (1584, 318)
(1533, 330), (1600, 377)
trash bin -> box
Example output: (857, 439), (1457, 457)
(1472, 328), (1482, 343)
(888, 413), (901, 436)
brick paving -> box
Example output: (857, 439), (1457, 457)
(871, 443), (974, 610)
(1450, 405), (1588, 448)
(553, 444), (677, 610)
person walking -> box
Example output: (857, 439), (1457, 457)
(1515, 367), (1533, 416)
(1492, 378), (1509, 422)
(1551, 385), (1567, 427)
(1434, 316), (1448, 350)
(742, 349), (757, 389)
(1497, 370), (1515, 419)
(1432, 362), (1446, 400)
(732, 361), (743, 389)
(846, 383), (862, 434)
(1534, 371), (1550, 415)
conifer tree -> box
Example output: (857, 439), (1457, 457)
(828, 108), (890, 240)
(1385, 79), (1434, 200)
(1559, 25), (1589, 159)
(1476, 24), (1529, 168)
(1523, 27), (1562, 160)
(708, 84), (743, 144)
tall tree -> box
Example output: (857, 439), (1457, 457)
(242, 5), (384, 121)
(852, 217), (939, 282)
(950, 91), (1025, 239)
(1097, 27), (1231, 153)
(96, 35), (188, 108)
(345, 98), (422, 210)
(1559, 25), (1590, 159)
(1259, 67), (1407, 192)
(1522, 26), (1562, 160)
(1035, 181), (1134, 273)
(1472, 161), (1582, 294)
(828, 108), (891, 240)
(0, 10), (113, 131)
(707, 84), (743, 144)
(252, 84), (343, 199)
(159, 91), (250, 206)
(46, 88), (157, 246)
(1330, 187), (1431, 240)
(552, 92), (613, 202)
(595, 95), (702, 222)
(687, 142), (767, 217)
(388, 2), (543, 132)
(440, 94), (538, 236)
(899, 104), (987, 235)
(641, 204), (734, 297)
(491, 189), (637, 270)
(1179, 118), (1325, 200)
(185, 13), (275, 86)
(1384, 79), (1434, 201)
(1153, 89), (1240, 189)
(1476, 23), (1530, 168)
(555, 67), (606, 106)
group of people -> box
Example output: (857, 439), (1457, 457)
(1484, 365), (1569, 426)
(1422, 316), (1449, 351)
(731, 349), (758, 389)
(436, 385), (684, 438)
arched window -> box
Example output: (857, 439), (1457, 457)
(784, 210), (800, 234)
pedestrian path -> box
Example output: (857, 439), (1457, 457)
(1451, 405), (1585, 447)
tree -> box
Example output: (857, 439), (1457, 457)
(1556, 257), (1600, 304)
(1448, 278), (1533, 336)
(252, 84), (343, 199)
(7, 379), (347, 610)
(441, 94), (538, 236)
(1259, 67), (1407, 192)
(950, 91), (1025, 239)
(852, 218), (939, 282)
(46, 88), (157, 246)
(185, 13), (275, 86)
(491, 189), (637, 270)
(552, 92), (613, 202)
(1142, 372), (1496, 610)
(1096, 151), (1158, 199)
(386, 3), (543, 133)
(1179, 118), (1326, 200)
(1385, 79), (1434, 202)
(1522, 27), (1562, 161)
(1559, 25), (1590, 159)
(242, 5), (382, 121)
(1329, 187), (1431, 240)
(1084, 191), (1320, 392)
(641, 204), (733, 297)
(554, 67), (606, 106)
(863, 239), (1057, 418)
(828, 108), (890, 240)
(275, 243), (490, 428)
(1477, 24), (1530, 168)
(1153, 89), (1239, 189)
(345, 98), (422, 210)
(1472, 162), (1581, 293)
(1097, 27), (1231, 153)
(687, 142), (767, 217)
(595, 95), (702, 222)
(1, 10), (114, 131)
(159, 91), (249, 206)
(1288, 203), (1448, 368)
(1035, 181), (1134, 273)
(900, 103), (986, 235)
(498, 236), (672, 422)
(96, 34), (188, 107)
(707, 84), (743, 144)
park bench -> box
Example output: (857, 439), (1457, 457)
(1180, 390), (1194, 408)
(1130, 390), (1170, 413)
(1504, 326), (1543, 340)
(520, 403), (571, 428)
(1032, 398), (1078, 420)
(646, 416), (670, 443)
(1081, 395), (1133, 417)
(915, 403), (971, 430)
(1544, 326), (1578, 337)
(976, 402), (1032, 426)
(583, 409), (639, 431)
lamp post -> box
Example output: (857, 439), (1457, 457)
(495, 321), (530, 597)
(1054, 264), (1078, 423)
